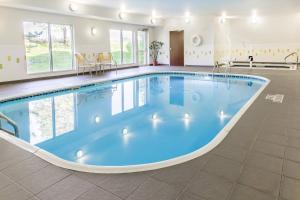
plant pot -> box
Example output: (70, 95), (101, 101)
(153, 60), (158, 66)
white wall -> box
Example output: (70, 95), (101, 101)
(215, 14), (300, 63)
(0, 7), (153, 83)
(153, 16), (216, 66)
(153, 13), (300, 66)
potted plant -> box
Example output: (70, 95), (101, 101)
(149, 40), (164, 66)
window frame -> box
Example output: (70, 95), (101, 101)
(23, 21), (75, 74)
(137, 30), (148, 65)
(110, 29), (140, 65)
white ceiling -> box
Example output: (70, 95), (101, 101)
(74, 0), (300, 17)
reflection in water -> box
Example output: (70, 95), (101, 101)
(138, 79), (147, 107)
(55, 94), (75, 136)
(124, 81), (134, 111)
(170, 76), (184, 106)
(112, 84), (122, 115)
(29, 94), (75, 144)
(150, 77), (164, 95)
(29, 98), (53, 145)
(111, 79), (148, 116)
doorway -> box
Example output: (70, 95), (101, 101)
(170, 31), (184, 66)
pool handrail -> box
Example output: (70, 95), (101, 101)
(285, 52), (299, 70)
(0, 112), (19, 137)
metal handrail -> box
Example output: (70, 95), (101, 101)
(0, 112), (19, 137)
(285, 52), (299, 69)
(113, 59), (118, 75)
(212, 62), (219, 75)
(225, 61), (232, 77)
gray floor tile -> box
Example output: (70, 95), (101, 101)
(37, 175), (94, 200)
(126, 177), (180, 200)
(19, 165), (71, 194)
(283, 160), (300, 180)
(186, 171), (233, 200)
(287, 137), (300, 149)
(177, 191), (206, 200)
(252, 140), (285, 158)
(0, 183), (33, 200)
(2, 156), (49, 181)
(28, 197), (41, 200)
(75, 187), (121, 200)
(258, 122), (286, 136)
(230, 184), (276, 200)
(75, 172), (149, 199)
(151, 160), (201, 189)
(258, 133), (288, 146)
(203, 155), (242, 181)
(238, 166), (281, 196)
(0, 140), (33, 170)
(245, 152), (283, 174)
(212, 143), (247, 163)
(223, 128), (257, 150)
(286, 128), (300, 138)
(280, 176), (300, 200)
(285, 147), (300, 163)
(0, 172), (13, 190)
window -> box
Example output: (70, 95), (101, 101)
(137, 31), (147, 65)
(109, 30), (122, 64)
(122, 31), (134, 64)
(109, 29), (134, 65)
(23, 22), (73, 74)
(50, 24), (73, 71)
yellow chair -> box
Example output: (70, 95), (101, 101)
(96, 52), (118, 74)
(75, 53), (96, 76)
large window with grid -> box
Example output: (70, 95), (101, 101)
(23, 22), (74, 74)
(109, 29), (135, 65)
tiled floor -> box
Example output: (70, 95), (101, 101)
(1, 66), (300, 200)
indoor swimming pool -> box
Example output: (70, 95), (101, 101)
(0, 72), (268, 173)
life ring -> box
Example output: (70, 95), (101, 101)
(191, 35), (203, 47)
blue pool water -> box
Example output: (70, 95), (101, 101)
(0, 73), (266, 167)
